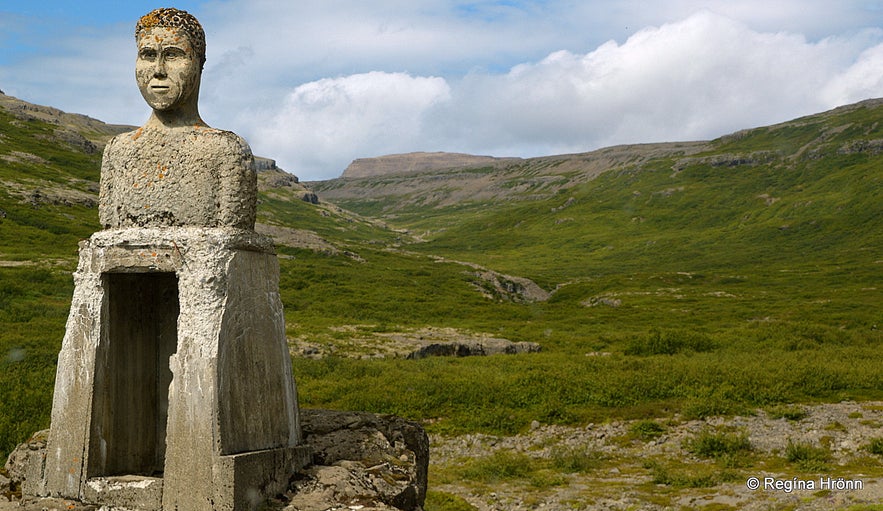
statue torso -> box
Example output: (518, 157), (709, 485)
(99, 125), (257, 230)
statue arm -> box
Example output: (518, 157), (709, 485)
(217, 133), (258, 229)
(98, 136), (119, 229)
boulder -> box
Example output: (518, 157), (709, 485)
(287, 409), (428, 511)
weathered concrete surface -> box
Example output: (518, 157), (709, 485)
(99, 126), (257, 230)
(7, 410), (429, 511)
(30, 9), (309, 509)
(36, 228), (307, 510)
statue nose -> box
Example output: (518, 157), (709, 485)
(153, 57), (167, 78)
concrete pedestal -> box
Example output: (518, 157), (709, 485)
(36, 228), (309, 510)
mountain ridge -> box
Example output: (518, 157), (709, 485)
(341, 151), (522, 178)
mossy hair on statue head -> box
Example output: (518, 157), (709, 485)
(136, 8), (206, 70)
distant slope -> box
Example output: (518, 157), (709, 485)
(311, 142), (708, 216)
(341, 151), (521, 178)
(393, 98), (883, 287)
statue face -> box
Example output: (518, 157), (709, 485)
(135, 27), (201, 112)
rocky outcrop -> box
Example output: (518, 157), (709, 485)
(406, 338), (540, 359)
(286, 410), (429, 511)
(294, 326), (540, 360)
(469, 269), (551, 303)
(3, 411), (429, 511)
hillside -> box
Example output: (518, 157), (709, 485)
(311, 142), (707, 215)
(2, 93), (882, 510)
(340, 151), (521, 178)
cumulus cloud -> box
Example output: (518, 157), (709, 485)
(251, 72), (450, 178)
(243, 11), (883, 179)
(4, 2), (883, 180)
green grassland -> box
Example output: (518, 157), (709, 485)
(1, 97), (882, 467)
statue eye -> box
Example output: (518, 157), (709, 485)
(164, 48), (187, 60)
(139, 48), (158, 61)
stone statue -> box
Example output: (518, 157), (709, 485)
(99, 7), (257, 230)
(35, 9), (308, 510)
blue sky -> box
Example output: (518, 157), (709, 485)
(2, 1), (883, 180)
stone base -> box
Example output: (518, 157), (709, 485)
(83, 476), (163, 511)
(35, 228), (305, 511)
(211, 446), (312, 511)
(63, 445), (312, 511)
(8, 411), (428, 511)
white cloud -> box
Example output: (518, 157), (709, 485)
(251, 72), (450, 179)
(4, 2), (883, 180)
(821, 42), (883, 105)
(243, 11), (883, 179)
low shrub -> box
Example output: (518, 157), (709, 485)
(424, 491), (478, 511)
(645, 460), (738, 488)
(684, 429), (752, 462)
(629, 420), (666, 441)
(549, 444), (604, 473)
(865, 437), (883, 456)
(767, 405), (808, 421)
(785, 439), (831, 471)
(624, 329), (717, 356)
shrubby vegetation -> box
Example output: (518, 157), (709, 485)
(1, 98), (882, 467)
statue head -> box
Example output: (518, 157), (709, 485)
(135, 8), (206, 122)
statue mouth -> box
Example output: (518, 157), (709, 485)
(151, 85), (171, 93)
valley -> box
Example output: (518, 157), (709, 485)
(1, 91), (882, 509)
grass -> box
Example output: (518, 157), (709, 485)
(1, 96), (883, 473)
(628, 420), (667, 441)
(424, 491), (477, 511)
(767, 405), (809, 421)
(549, 444), (605, 473)
(437, 446), (601, 490)
(683, 428), (753, 469)
(865, 438), (883, 456)
(645, 459), (740, 488)
(784, 439), (832, 472)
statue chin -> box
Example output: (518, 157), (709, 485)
(139, 89), (186, 113)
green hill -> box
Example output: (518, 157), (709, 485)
(1, 92), (882, 462)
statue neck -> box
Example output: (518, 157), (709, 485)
(146, 103), (206, 129)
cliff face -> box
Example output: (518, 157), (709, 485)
(341, 151), (521, 178)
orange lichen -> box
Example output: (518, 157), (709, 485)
(131, 127), (143, 141)
(136, 8), (206, 69)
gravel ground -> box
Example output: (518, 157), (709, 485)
(429, 401), (883, 510)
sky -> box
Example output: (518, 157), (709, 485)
(2, 1), (883, 181)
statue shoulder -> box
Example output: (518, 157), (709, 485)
(196, 128), (254, 161)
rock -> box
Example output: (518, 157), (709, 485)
(469, 270), (550, 303)
(0, 473), (9, 497)
(5, 411), (429, 511)
(406, 338), (540, 359)
(4, 430), (48, 491)
(292, 409), (429, 511)
(582, 296), (622, 308)
(341, 152), (517, 179)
